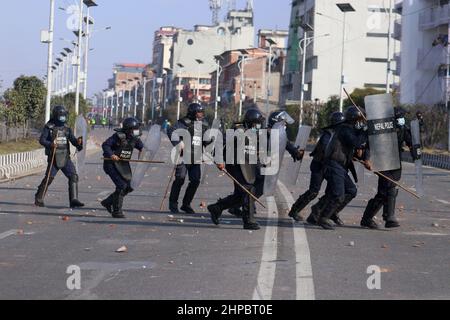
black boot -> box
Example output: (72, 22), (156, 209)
(228, 207), (243, 218)
(289, 190), (318, 222)
(169, 202), (179, 214)
(35, 176), (54, 207)
(242, 192), (260, 230)
(318, 199), (341, 230)
(111, 189), (126, 219)
(307, 195), (327, 225)
(384, 190), (400, 228)
(169, 177), (184, 213)
(208, 203), (223, 225)
(330, 194), (353, 227)
(69, 175), (84, 208)
(361, 197), (383, 229)
(101, 193), (115, 214)
(181, 180), (200, 214)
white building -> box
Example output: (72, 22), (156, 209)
(282, 0), (399, 104)
(397, 0), (450, 106)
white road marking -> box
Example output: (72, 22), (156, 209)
(403, 231), (449, 236)
(0, 229), (20, 240)
(96, 191), (110, 198)
(277, 181), (315, 300)
(252, 196), (278, 300)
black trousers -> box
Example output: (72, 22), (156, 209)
(169, 163), (201, 206)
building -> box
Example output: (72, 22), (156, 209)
(168, 7), (255, 103)
(210, 47), (285, 111)
(110, 63), (146, 92)
(282, 0), (400, 104)
(152, 27), (181, 77)
(397, 0), (450, 106)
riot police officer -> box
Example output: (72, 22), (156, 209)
(167, 103), (211, 214)
(35, 105), (84, 208)
(208, 108), (265, 230)
(317, 106), (371, 230)
(101, 117), (144, 218)
(361, 107), (418, 229)
(227, 110), (304, 218)
(288, 112), (345, 222)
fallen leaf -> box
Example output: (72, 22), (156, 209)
(61, 216), (70, 221)
(381, 244), (388, 249)
(26, 221), (33, 225)
(116, 246), (127, 253)
(16, 230), (24, 235)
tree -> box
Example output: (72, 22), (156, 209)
(2, 76), (46, 140)
(345, 87), (385, 109)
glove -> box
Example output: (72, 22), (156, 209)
(363, 160), (373, 171)
(291, 147), (305, 162)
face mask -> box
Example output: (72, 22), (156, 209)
(58, 116), (67, 123)
(397, 118), (405, 126)
(133, 129), (141, 137)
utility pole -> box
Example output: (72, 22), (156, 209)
(386, 0), (393, 93)
(74, 0), (84, 115)
(43, 0), (55, 123)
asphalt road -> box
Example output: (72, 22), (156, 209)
(0, 128), (449, 300)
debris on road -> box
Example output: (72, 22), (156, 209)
(61, 216), (70, 221)
(348, 241), (355, 247)
(16, 230), (24, 235)
(116, 246), (127, 253)
(200, 201), (206, 209)
(432, 223), (440, 228)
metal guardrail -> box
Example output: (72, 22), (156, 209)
(402, 152), (450, 170)
(0, 149), (47, 181)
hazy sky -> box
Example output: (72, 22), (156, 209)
(0, 0), (291, 97)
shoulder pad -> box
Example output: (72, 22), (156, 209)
(116, 132), (127, 141)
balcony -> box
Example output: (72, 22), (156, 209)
(417, 46), (448, 71)
(393, 19), (401, 41)
(419, 4), (450, 31)
(393, 53), (401, 76)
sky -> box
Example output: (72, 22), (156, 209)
(0, 0), (291, 98)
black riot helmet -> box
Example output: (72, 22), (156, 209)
(329, 111), (345, 126)
(52, 105), (68, 124)
(121, 117), (141, 137)
(268, 110), (295, 128)
(243, 108), (265, 129)
(345, 106), (364, 125)
(187, 103), (205, 121)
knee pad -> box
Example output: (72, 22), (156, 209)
(387, 187), (398, 198)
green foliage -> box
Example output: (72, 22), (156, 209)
(346, 87), (385, 109)
(2, 76), (46, 125)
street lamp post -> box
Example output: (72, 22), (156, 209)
(176, 63), (184, 121)
(265, 38), (276, 116)
(121, 81), (127, 119)
(163, 68), (172, 112)
(237, 50), (250, 120)
(74, 0), (84, 115)
(134, 77), (139, 118)
(43, 0), (55, 123)
(82, 0), (97, 100)
(214, 55), (224, 120)
(337, 3), (356, 113)
(195, 59), (204, 102)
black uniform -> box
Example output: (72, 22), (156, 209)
(101, 119), (144, 218)
(35, 109), (84, 208)
(361, 120), (416, 229)
(208, 108), (266, 230)
(318, 121), (368, 230)
(288, 128), (332, 221)
(167, 117), (211, 214)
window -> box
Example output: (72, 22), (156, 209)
(364, 83), (386, 89)
(367, 33), (389, 38)
(366, 58), (388, 63)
